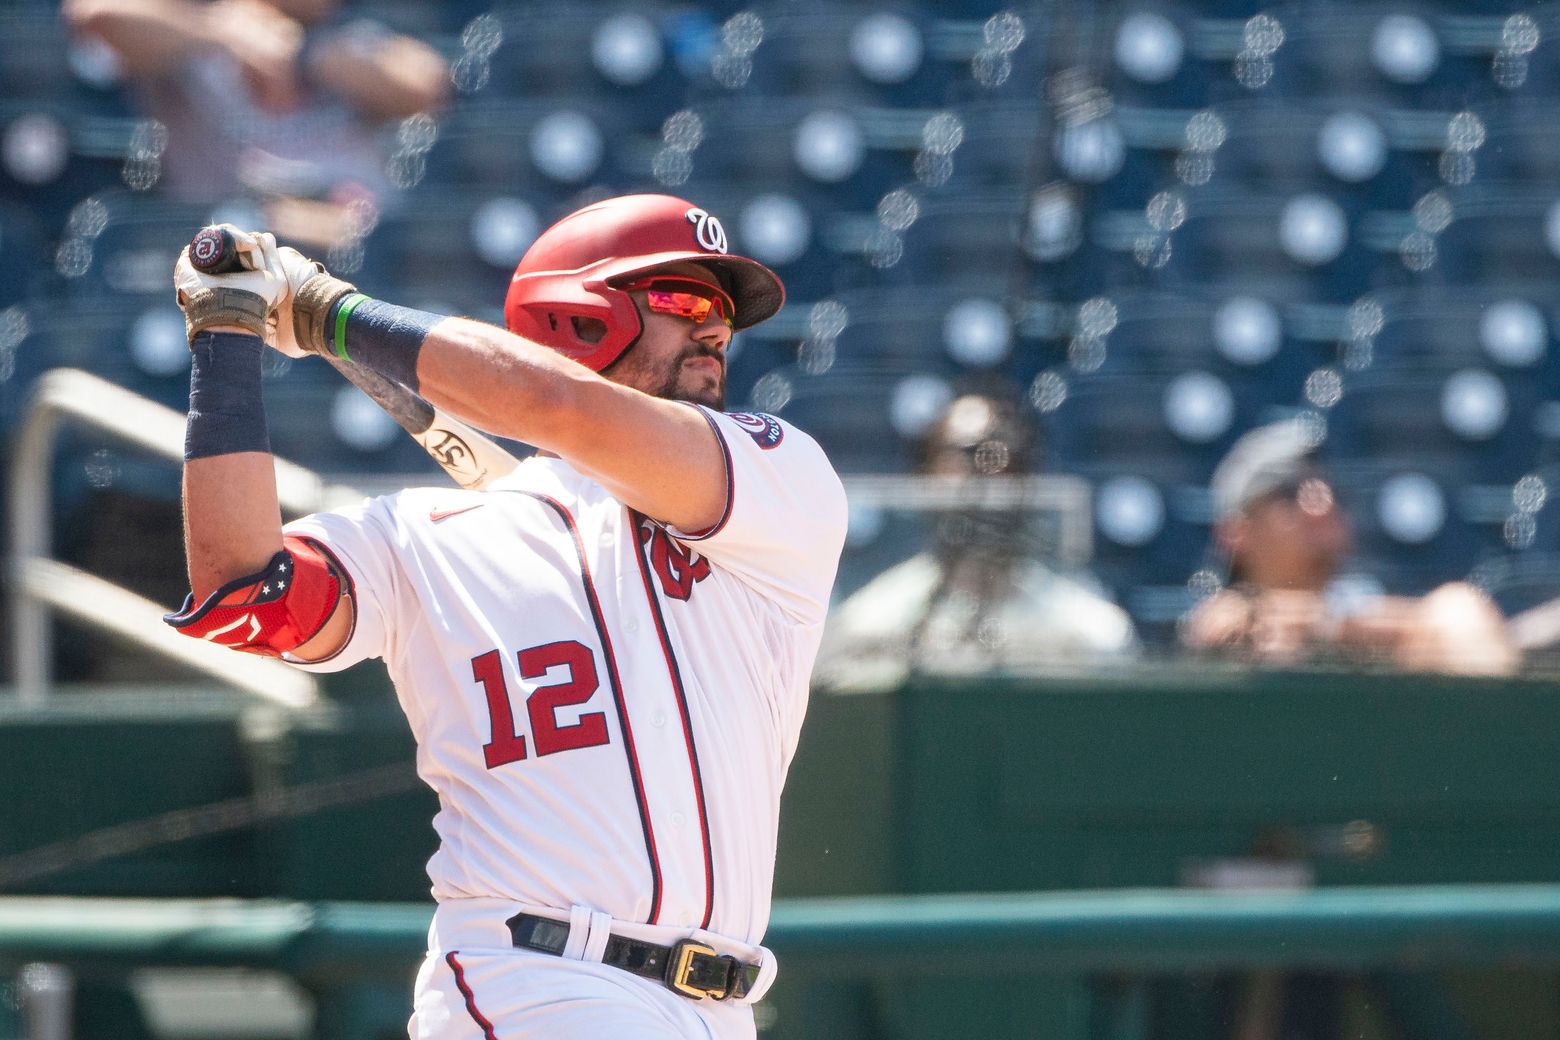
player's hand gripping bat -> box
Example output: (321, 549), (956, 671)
(186, 227), (521, 490)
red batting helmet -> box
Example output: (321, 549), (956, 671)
(504, 194), (786, 372)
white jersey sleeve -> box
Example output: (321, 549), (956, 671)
(663, 408), (847, 624)
(280, 497), (401, 672)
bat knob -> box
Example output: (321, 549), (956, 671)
(188, 226), (243, 274)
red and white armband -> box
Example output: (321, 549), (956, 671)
(164, 536), (346, 657)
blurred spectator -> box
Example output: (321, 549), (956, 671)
(1183, 419), (1518, 675)
(64, 0), (448, 247)
(814, 390), (1139, 693)
(1509, 597), (1560, 658)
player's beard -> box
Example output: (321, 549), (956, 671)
(659, 346), (726, 410)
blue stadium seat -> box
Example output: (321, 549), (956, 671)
(753, 362), (922, 474)
(1089, 290), (1219, 373)
(1324, 365), (1539, 486)
(0, 105), (134, 225)
(798, 285), (974, 368)
(0, 10), (130, 116)
(6, 308), (156, 410)
(0, 202), (47, 307)
(1103, 6), (1213, 110)
(1325, 459), (1506, 595)
(1433, 183), (1560, 286)
(720, 96), (921, 202)
(941, 100), (1048, 190)
(50, 193), (212, 305)
(1280, 7), (1495, 108)
(1204, 100), (1428, 208)
(481, 6), (644, 102)
(1158, 186), (1376, 303)
(359, 191), (515, 320)
(1365, 287), (1558, 376)
(745, 4), (952, 107)
(1088, 466), (1213, 609)
(893, 191), (1027, 286)
(8, 0), (1560, 620)
(418, 99), (633, 193)
(1047, 372), (1231, 484)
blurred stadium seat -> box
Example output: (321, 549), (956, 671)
(749, 362), (922, 474)
(5, 0), (1560, 652)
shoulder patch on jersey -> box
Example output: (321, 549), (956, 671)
(725, 411), (784, 450)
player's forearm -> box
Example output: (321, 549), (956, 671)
(414, 318), (728, 529)
(315, 299), (615, 447)
(291, 279), (725, 526)
(292, 275), (585, 445)
(180, 330), (284, 601)
(64, 0), (224, 78)
(412, 317), (612, 443)
(183, 454), (284, 602)
(322, 304), (726, 527)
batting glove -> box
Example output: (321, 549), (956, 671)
(267, 245), (358, 360)
(173, 225), (290, 344)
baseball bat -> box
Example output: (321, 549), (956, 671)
(186, 228), (521, 491)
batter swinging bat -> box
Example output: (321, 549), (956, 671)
(186, 227), (521, 491)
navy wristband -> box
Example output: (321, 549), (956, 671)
(184, 331), (269, 460)
(327, 296), (441, 391)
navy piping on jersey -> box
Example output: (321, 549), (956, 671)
(445, 953), (499, 1040)
(513, 491), (665, 924)
(629, 509), (716, 930)
(677, 407), (735, 541)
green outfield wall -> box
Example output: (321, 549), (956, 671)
(4, 668), (1560, 901)
(2, 667), (1559, 1038)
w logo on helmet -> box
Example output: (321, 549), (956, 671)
(684, 208), (729, 254)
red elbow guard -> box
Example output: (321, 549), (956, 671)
(165, 536), (345, 657)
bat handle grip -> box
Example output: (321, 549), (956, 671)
(187, 226), (246, 275)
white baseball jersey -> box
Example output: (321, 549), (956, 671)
(284, 408), (846, 946)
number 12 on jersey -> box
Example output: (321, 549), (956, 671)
(471, 641), (610, 769)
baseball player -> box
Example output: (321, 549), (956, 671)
(165, 194), (848, 1039)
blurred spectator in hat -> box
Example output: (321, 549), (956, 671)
(1183, 419), (1517, 675)
(64, 0), (448, 248)
(814, 389), (1138, 693)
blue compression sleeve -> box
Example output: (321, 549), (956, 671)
(327, 295), (442, 392)
(185, 331), (269, 460)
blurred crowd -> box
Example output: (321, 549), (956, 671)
(64, 0), (448, 248)
(817, 388), (1536, 690)
(20, 0), (1559, 686)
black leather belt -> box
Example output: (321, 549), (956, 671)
(507, 912), (761, 1001)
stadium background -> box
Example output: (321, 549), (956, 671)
(4, 1), (1560, 1038)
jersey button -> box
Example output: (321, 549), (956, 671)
(672, 811), (685, 827)
(624, 619), (639, 633)
(652, 712), (666, 727)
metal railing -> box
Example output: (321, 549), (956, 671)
(7, 369), (362, 708)
(1, 886), (1559, 1039)
(5, 884), (1560, 972)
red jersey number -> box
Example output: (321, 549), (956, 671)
(472, 640), (609, 769)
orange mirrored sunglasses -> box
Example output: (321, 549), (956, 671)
(621, 277), (735, 328)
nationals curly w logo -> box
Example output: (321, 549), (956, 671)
(685, 208), (729, 254)
(639, 522), (711, 601)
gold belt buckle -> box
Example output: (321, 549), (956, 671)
(667, 939), (726, 1000)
